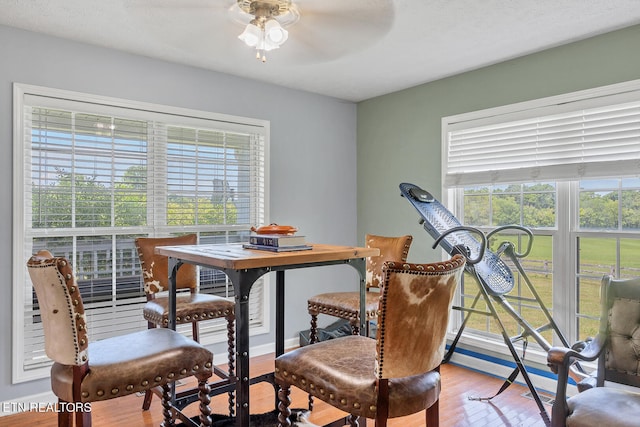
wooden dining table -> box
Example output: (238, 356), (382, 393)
(154, 242), (380, 427)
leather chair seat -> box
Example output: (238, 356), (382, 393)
(51, 328), (213, 403)
(307, 291), (380, 323)
(275, 335), (440, 419)
(566, 387), (640, 427)
(143, 293), (234, 326)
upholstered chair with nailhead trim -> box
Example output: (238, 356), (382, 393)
(27, 250), (214, 427)
(307, 234), (413, 340)
(547, 275), (640, 427)
(135, 234), (235, 414)
(277, 255), (465, 427)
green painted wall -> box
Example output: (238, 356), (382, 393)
(357, 24), (640, 262)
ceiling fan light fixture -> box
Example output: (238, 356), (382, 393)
(235, 0), (297, 62)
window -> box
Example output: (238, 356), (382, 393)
(13, 84), (269, 382)
(442, 79), (640, 360)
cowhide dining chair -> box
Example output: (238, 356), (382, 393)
(276, 255), (466, 427)
(27, 250), (214, 427)
(135, 234), (236, 414)
(306, 234), (413, 340)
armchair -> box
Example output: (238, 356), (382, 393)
(547, 275), (640, 427)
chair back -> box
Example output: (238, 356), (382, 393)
(597, 275), (640, 388)
(135, 234), (198, 294)
(365, 234), (413, 289)
(375, 254), (465, 379)
(27, 250), (89, 367)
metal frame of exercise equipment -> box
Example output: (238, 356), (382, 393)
(400, 182), (585, 426)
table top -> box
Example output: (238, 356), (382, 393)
(155, 243), (379, 270)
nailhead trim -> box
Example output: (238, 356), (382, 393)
(278, 367), (373, 417)
(306, 303), (377, 320)
(79, 361), (215, 400)
(144, 309), (234, 326)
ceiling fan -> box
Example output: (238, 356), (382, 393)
(127, 0), (395, 64)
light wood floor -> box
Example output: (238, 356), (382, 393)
(3, 353), (551, 427)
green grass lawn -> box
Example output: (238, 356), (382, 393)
(461, 234), (640, 344)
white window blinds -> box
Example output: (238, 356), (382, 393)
(444, 82), (640, 186)
(13, 84), (268, 382)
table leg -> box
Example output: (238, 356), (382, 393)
(167, 257), (180, 407)
(225, 268), (269, 427)
(167, 257), (179, 331)
(355, 257), (369, 427)
(275, 271), (285, 357)
(349, 257), (367, 336)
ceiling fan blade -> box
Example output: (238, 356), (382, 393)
(295, 0), (394, 18)
(125, 0), (223, 9)
(283, 0), (395, 62)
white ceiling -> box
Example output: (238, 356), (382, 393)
(2, 0), (640, 102)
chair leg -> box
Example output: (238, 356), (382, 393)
(226, 314), (235, 417)
(160, 383), (176, 427)
(277, 385), (292, 427)
(143, 321), (157, 410)
(308, 393), (314, 412)
(426, 400), (439, 427)
(198, 377), (212, 427)
(350, 321), (360, 336)
(307, 314), (317, 411)
(192, 321), (199, 342)
(74, 403), (91, 427)
(309, 314), (319, 344)
(57, 399), (72, 427)
(142, 389), (154, 410)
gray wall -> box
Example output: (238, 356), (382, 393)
(0, 25), (358, 401)
(357, 24), (640, 263)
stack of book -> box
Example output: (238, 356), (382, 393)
(243, 234), (312, 252)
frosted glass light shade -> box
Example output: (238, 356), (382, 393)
(238, 23), (261, 47)
(264, 19), (288, 45)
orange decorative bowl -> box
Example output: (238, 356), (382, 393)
(250, 224), (298, 235)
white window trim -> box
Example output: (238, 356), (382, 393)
(440, 78), (640, 366)
(12, 83), (271, 383)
